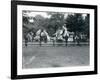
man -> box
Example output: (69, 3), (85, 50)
(75, 34), (80, 46)
(62, 24), (69, 46)
(24, 33), (28, 47)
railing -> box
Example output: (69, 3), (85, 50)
(23, 41), (89, 47)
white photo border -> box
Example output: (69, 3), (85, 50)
(17, 5), (94, 75)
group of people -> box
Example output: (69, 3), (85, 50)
(24, 24), (81, 47)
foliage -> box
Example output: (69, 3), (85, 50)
(46, 12), (65, 36)
(83, 14), (90, 38)
(66, 13), (85, 34)
(23, 16), (29, 24)
(23, 12), (90, 39)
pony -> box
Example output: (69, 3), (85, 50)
(34, 29), (50, 46)
(53, 25), (69, 46)
(25, 31), (36, 42)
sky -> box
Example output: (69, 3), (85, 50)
(23, 11), (86, 18)
(23, 11), (87, 23)
(23, 11), (50, 18)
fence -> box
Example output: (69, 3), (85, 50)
(23, 40), (89, 47)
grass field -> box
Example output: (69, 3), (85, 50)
(22, 44), (89, 69)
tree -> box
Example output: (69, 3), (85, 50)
(46, 12), (65, 36)
(84, 14), (90, 38)
(65, 13), (85, 35)
(23, 16), (29, 24)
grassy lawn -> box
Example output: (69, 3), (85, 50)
(22, 45), (89, 69)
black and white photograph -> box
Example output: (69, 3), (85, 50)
(22, 11), (90, 69)
(11, 1), (97, 79)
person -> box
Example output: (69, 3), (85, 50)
(24, 34), (28, 47)
(62, 24), (69, 46)
(39, 29), (48, 46)
(39, 29), (43, 46)
(75, 34), (80, 46)
(62, 24), (69, 36)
